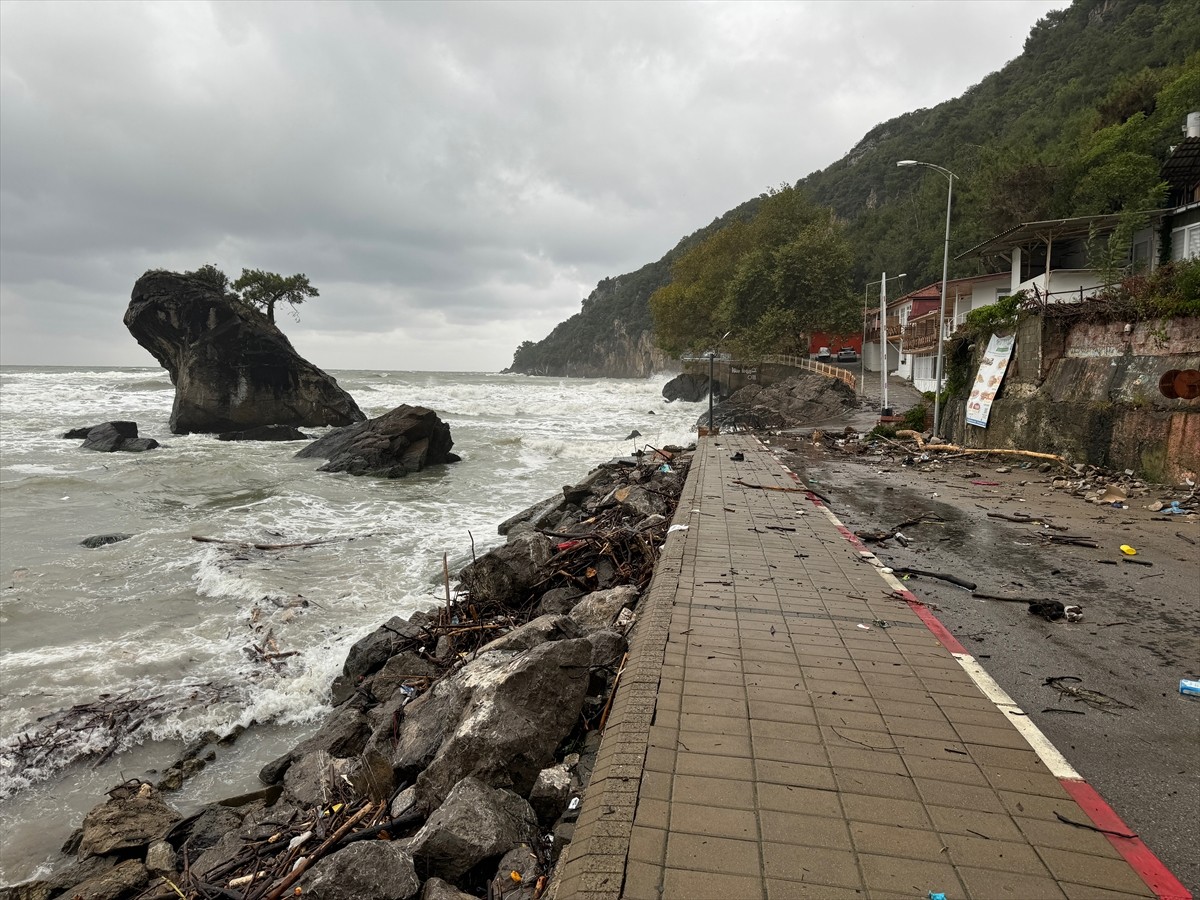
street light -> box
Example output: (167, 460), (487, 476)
(897, 159), (956, 437)
(708, 330), (732, 433)
(863, 273), (906, 414)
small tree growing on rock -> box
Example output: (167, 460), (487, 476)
(232, 268), (319, 324)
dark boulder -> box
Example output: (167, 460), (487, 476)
(63, 422), (137, 440)
(662, 373), (715, 403)
(77, 782), (179, 858)
(217, 425), (310, 441)
(458, 531), (553, 608)
(79, 423), (159, 453)
(259, 704), (370, 785)
(329, 617), (424, 705)
(80, 534), (132, 549)
(59, 859), (148, 900)
(124, 270), (364, 434)
(408, 777), (537, 882)
(300, 841), (420, 900)
(295, 405), (458, 478)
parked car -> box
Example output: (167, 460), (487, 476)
(836, 347), (858, 362)
(815, 346), (831, 361)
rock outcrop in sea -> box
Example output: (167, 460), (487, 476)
(295, 404), (460, 477)
(6, 447), (693, 900)
(124, 270), (365, 435)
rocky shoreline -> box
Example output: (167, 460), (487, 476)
(3, 445), (694, 900)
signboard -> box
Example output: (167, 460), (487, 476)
(966, 333), (1015, 428)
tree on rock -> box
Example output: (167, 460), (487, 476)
(232, 269), (319, 324)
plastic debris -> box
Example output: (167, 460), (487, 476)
(1181, 679), (1200, 698)
(856, 623), (872, 631)
(1119, 544), (1137, 556)
(568, 796), (581, 810)
(929, 893), (948, 900)
(667, 524), (689, 534)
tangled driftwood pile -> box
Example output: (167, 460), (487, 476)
(6, 446), (692, 900)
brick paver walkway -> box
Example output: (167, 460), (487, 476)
(556, 434), (1176, 900)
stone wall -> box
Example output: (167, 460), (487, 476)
(945, 315), (1200, 482)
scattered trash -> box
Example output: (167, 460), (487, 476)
(894, 566), (976, 591)
(1064, 605), (1084, 623)
(667, 524), (689, 534)
(856, 623), (872, 631)
(1119, 544), (1137, 556)
(1163, 501), (1188, 515)
(1181, 679), (1200, 698)
(658, 463), (673, 473)
(894, 531), (911, 547)
(730, 452), (745, 461)
(1045, 675), (1135, 711)
(971, 480), (1001, 486)
(567, 796), (581, 810)
(929, 892), (948, 900)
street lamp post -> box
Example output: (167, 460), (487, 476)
(707, 330), (732, 433)
(897, 159), (955, 437)
(864, 273), (906, 415)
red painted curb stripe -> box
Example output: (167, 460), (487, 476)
(1060, 779), (1193, 900)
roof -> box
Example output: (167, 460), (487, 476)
(883, 274), (1010, 309)
(955, 214), (1136, 261)
(1161, 136), (1200, 191)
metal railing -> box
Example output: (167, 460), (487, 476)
(760, 354), (857, 390)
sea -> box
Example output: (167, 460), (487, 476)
(0, 366), (701, 885)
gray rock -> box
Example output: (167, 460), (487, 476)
(477, 614), (581, 654)
(301, 841), (420, 900)
(497, 494), (560, 536)
(78, 782), (179, 858)
(80, 533), (132, 549)
(260, 704), (370, 784)
(409, 777), (537, 882)
(493, 846), (542, 899)
(330, 617), (425, 705)
(369, 650), (440, 704)
(611, 484), (665, 518)
(568, 586), (639, 634)
(585, 628), (628, 671)
(63, 422), (138, 440)
(145, 840), (176, 876)
(458, 531), (553, 608)
(296, 405), (457, 478)
(662, 373), (714, 403)
(536, 586), (585, 616)
(80, 422), (159, 453)
(59, 859), (148, 900)
(390, 785), (418, 819)
(415, 639), (592, 809)
(0, 857), (112, 900)
(124, 270), (364, 435)
(175, 803), (244, 857)
(420, 877), (477, 900)
(217, 424), (310, 441)
(528, 763), (572, 828)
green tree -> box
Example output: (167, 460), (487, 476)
(185, 263), (234, 296)
(232, 269), (319, 324)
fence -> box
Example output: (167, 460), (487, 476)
(760, 355), (857, 391)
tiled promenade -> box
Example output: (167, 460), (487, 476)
(556, 434), (1184, 900)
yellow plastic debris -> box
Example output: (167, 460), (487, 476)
(1120, 544), (1137, 556)
(511, 871), (523, 883)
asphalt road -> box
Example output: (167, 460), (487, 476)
(771, 435), (1200, 892)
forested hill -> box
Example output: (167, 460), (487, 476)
(505, 0), (1200, 377)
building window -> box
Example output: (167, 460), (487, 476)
(1171, 224), (1200, 261)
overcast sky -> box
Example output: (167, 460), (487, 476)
(1, 0), (1070, 372)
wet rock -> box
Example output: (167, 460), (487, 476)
(624, 429), (642, 440)
(296, 404), (458, 478)
(60, 859), (148, 900)
(330, 617), (425, 705)
(477, 614), (582, 654)
(78, 782), (179, 858)
(528, 763), (572, 827)
(80, 422), (159, 453)
(80, 533), (132, 549)
(458, 531), (554, 608)
(568, 586), (639, 634)
(300, 840), (420, 900)
(0, 856), (112, 900)
(63, 422), (138, 441)
(125, 270), (364, 434)
(145, 840), (176, 876)
(536, 586), (585, 616)
(610, 484), (665, 518)
(173, 803), (244, 857)
(369, 650), (441, 704)
(415, 639), (592, 809)
(492, 846), (542, 899)
(217, 424), (310, 441)
(662, 373), (713, 403)
(391, 785), (419, 819)
(420, 877), (477, 900)
(586, 628), (628, 670)
(260, 704), (370, 784)
(409, 777), (537, 882)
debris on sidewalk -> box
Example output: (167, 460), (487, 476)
(1044, 676), (1135, 712)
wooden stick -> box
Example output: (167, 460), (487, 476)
(262, 802), (377, 900)
(597, 653), (628, 732)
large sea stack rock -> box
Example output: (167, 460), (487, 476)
(295, 404), (458, 477)
(124, 270), (365, 435)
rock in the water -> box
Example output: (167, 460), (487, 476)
(329, 616), (424, 705)
(415, 639), (592, 809)
(216, 424), (310, 441)
(63, 422), (138, 440)
(78, 782), (179, 858)
(662, 373), (715, 403)
(80, 533), (132, 549)
(301, 842), (420, 900)
(60, 859), (148, 900)
(624, 429), (642, 440)
(409, 777), (537, 882)
(124, 270), (364, 434)
(295, 404), (457, 478)
(259, 704), (370, 785)
(79, 422), (159, 453)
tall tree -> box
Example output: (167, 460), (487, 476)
(232, 269), (319, 324)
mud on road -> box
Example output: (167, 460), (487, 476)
(767, 432), (1200, 892)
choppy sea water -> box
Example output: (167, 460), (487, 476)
(0, 366), (700, 884)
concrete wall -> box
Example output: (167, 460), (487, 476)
(945, 315), (1200, 481)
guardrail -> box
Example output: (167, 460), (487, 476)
(761, 355), (857, 391)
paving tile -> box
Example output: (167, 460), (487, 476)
(858, 853), (962, 896)
(762, 842), (861, 888)
(660, 867), (764, 898)
(765, 880), (866, 900)
(672, 773), (755, 809)
(833, 768), (920, 801)
(956, 865), (1069, 899)
(942, 832), (1051, 874)
(759, 809), (852, 850)
(848, 819), (948, 860)
(755, 759), (837, 791)
(1036, 846), (1158, 895)
(668, 801), (759, 840)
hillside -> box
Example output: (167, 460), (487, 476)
(506, 0), (1200, 377)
